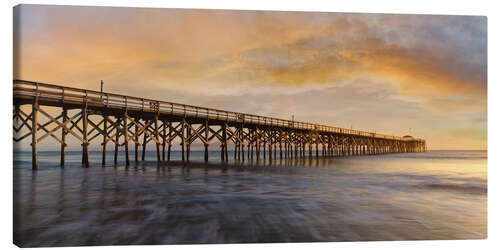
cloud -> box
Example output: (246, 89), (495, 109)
(190, 16), (487, 114)
(13, 5), (487, 150)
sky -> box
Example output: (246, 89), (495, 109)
(13, 4), (487, 150)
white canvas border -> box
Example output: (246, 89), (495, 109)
(0, 0), (496, 249)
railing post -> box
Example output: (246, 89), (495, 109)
(61, 87), (65, 104)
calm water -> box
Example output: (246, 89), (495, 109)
(13, 150), (487, 247)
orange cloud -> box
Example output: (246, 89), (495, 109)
(13, 6), (487, 149)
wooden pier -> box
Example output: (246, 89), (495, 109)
(13, 80), (426, 170)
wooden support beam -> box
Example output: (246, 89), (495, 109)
(186, 121), (191, 162)
(87, 119), (105, 141)
(327, 137), (330, 157)
(181, 119), (185, 162)
(204, 119), (209, 162)
(13, 105), (20, 130)
(114, 117), (120, 165)
(142, 119), (148, 161)
(238, 126), (243, 161)
(60, 108), (67, 168)
(279, 131), (283, 160)
(102, 116), (107, 166)
(167, 121), (172, 162)
(263, 139), (267, 160)
(274, 140), (277, 160)
(162, 120), (166, 162)
(283, 141), (288, 158)
(223, 123), (228, 162)
(135, 119), (139, 163)
(32, 97), (38, 170)
(154, 114), (161, 163)
(248, 129), (253, 161)
(234, 140), (238, 160)
(239, 125), (245, 162)
(255, 128), (260, 161)
(123, 113), (130, 166)
(237, 141), (240, 161)
(268, 140), (272, 162)
(82, 101), (89, 168)
(36, 109), (69, 145)
(249, 129), (254, 160)
(13, 108), (33, 141)
(241, 129), (245, 162)
(248, 141), (251, 161)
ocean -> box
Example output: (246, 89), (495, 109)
(13, 150), (487, 246)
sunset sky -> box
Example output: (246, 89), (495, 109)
(14, 5), (487, 150)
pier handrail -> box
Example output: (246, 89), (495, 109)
(13, 79), (424, 142)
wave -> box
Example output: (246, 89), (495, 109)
(422, 183), (487, 195)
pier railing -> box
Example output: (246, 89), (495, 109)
(13, 80), (423, 142)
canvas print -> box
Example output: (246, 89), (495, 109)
(13, 4), (487, 247)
